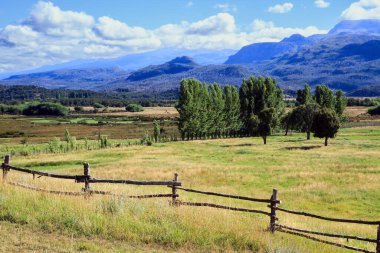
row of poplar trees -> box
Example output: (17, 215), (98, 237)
(176, 77), (284, 144)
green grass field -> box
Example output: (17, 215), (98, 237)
(1, 126), (380, 252)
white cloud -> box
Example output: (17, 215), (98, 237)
(26, 1), (94, 37)
(314, 0), (330, 8)
(155, 14), (244, 49)
(0, 25), (38, 46)
(341, 0), (380, 20)
(214, 3), (238, 12)
(0, 1), (327, 73)
(250, 19), (327, 42)
(268, 2), (294, 13)
(95, 16), (152, 40)
(187, 13), (236, 35)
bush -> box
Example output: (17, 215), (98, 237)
(368, 105), (380, 115)
(93, 103), (104, 108)
(74, 106), (84, 112)
(126, 103), (144, 112)
(0, 104), (24, 114)
(99, 135), (109, 148)
(141, 132), (153, 146)
(23, 102), (68, 116)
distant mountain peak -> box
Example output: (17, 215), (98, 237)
(168, 56), (196, 65)
(281, 34), (307, 43)
(126, 56), (199, 82)
(225, 34), (311, 64)
(329, 19), (380, 35)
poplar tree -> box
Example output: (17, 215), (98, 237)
(177, 79), (198, 140)
(224, 85), (241, 137)
(335, 90), (347, 117)
(239, 76), (284, 136)
(197, 83), (210, 138)
(296, 84), (313, 105)
(315, 85), (335, 109)
(209, 84), (225, 138)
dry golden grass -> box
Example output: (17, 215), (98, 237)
(72, 106), (179, 118)
(1, 127), (380, 252)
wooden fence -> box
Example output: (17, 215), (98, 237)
(1, 154), (380, 253)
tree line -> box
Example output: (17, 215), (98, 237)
(177, 78), (347, 146)
(282, 84), (346, 146)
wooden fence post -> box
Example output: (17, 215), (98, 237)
(172, 173), (178, 206)
(2, 154), (10, 181)
(83, 162), (91, 192)
(269, 188), (278, 233)
(376, 225), (380, 253)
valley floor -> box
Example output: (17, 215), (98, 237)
(1, 127), (380, 252)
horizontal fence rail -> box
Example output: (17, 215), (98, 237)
(2, 154), (380, 253)
(1, 163), (181, 187)
(2, 164), (83, 181)
(7, 181), (85, 196)
(177, 201), (272, 216)
(275, 206), (380, 225)
(87, 178), (181, 186)
(88, 189), (178, 199)
(275, 224), (378, 243)
(175, 186), (277, 203)
(276, 227), (375, 253)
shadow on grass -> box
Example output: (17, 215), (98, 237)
(284, 145), (322, 151)
(221, 143), (256, 148)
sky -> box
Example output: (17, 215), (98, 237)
(0, 0), (379, 73)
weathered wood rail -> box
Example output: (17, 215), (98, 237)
(1, 154), (380, 253)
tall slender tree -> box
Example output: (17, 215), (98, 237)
(224, 85), (241, 137)
(209, 84), (225, 138)
(315, 85), (335, 109)
(239, 76), (284, 137)
(335, 90), (347, 117)
(296, 84), (313, 105)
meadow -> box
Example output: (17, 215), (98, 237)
(1, 106), (380, 252)
(1, 122), (380, 252)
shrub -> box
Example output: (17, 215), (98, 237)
(141, 132), (153, 146)
(368, 105), (380, 116)
(99, 135), (109, 148)
(126, 103), (144, 112)
(153, 120), (160, 142)
(0, 104), (24, 114)
(74, 106), (84, 112)
(93, 103), (104, 108)
(23, 102), (68, 116)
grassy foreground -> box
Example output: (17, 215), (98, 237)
(1, 127), (380, 252)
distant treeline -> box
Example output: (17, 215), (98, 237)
(177, 77), (346, 146)
(346, 97), (380, 107)
(0, 85), (175, 107)
(0, 102), (68, 116)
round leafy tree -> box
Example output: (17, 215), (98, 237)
(258, 107), (276, 145)
(311, 108), (340, 146)
(125, 103), (144, 112)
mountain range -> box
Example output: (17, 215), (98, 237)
(1, 19), (380, 98)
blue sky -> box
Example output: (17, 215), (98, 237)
(0, 0), (379, 72)
(0, 0), (360, 30)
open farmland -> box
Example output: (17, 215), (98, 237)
(0, 107), (178, 144)
(1, 126), (380, 252)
